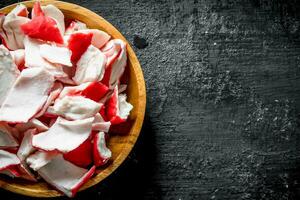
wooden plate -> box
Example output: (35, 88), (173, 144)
(0, 0), (146, 197)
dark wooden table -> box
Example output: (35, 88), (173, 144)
(1, 0), (300, 199)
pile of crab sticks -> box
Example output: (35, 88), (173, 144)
(0, 1), (133, 197)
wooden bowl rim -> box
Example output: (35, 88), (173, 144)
(0, 0), (146, 197)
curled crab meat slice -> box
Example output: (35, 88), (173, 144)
(5, 18), (30, 49)
(38, 155), (95, 197)
(17, 128), (36, 162)
(101, 39), (127, 89)
(16, 128), (37, 181)
(0, 150), (20, 171)
(31, 1), (44, 18)
(48, 95), (101, 120)
(105, 86), (133, 124)
(0, 67), (54, 123)
(8, 4), (29, 18)
(0, 122), (18, 148)
(21, 2), (63, 44)
(76, 29), (110, 49)
(115, 94), (133, 122)
(32, 117), (94, 153)
(0, 45), (19, 106)
(40, 44), (72, 67)
(93, 132), (111, 167)
(0, 5), (30, 50)
(73, 45), (106, 84)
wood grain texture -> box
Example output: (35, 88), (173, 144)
(0, 0), (146, 198)
(1, 0), (300, 200)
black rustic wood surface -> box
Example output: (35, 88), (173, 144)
(1, 0), (300, 199)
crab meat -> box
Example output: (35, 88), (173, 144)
(101, 39), (127, 88)
(76, 29), (110, 49)
(56, 76), (76, 85)
(117, 94), (133, 120)
(58, 82), (90, 99)
(93, 132), (111, 167)
(38, 155), (95, 197)
(118, 84), (127, 94)
(67, 32), (92, 63)
(101, 40), (120, 67)
(98, 90), (114, 105)
(31, 1), (44, 19)
(32, 117), (94, 153)
(16, 128), (38, 181)
(65, 20), (87, 35)
(17, 129), (36, 162)
(0, 14), (9, 49)
(79, 81), (109, 102)
(10, 49), (25, 70)
(10, 4), (28, 17)
(29, 119), (49, 131)
(23, 36), (66, 77)
(35, 82), (63, 118)
(0, 165), (21, 178)
(58, 82), (108, 102)
(48, 118), (57, 127)
(0, 45), (19, 106)
(92, 113), (111, 132)
(92, 121), (111, 133)
(0, 67), (54, 123)
(42, 5), (65, 35)
(15, 119), (48, 133)
(21, 6), (63, 44)
(63, 138), (93, 168)
(40, 44), (72, 67)
(0, 141), (36, 180)
(1, 13), (30, 50)
(0, 160), (36, 181)
(73, 45), (106, 84)
(93, 113), (105, 123)
(106, 86), (118, 121)
(18, 163), (37, 181)
(8, 126), (21, 142)
(106, 86), (133, 124)
(0, 122), (18, 148)
(49, 96), (101, 120)
(0, 150), (20, 170)
(26, 151), (57, 171)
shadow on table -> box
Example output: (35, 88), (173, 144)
(0, 111), (160, 200)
